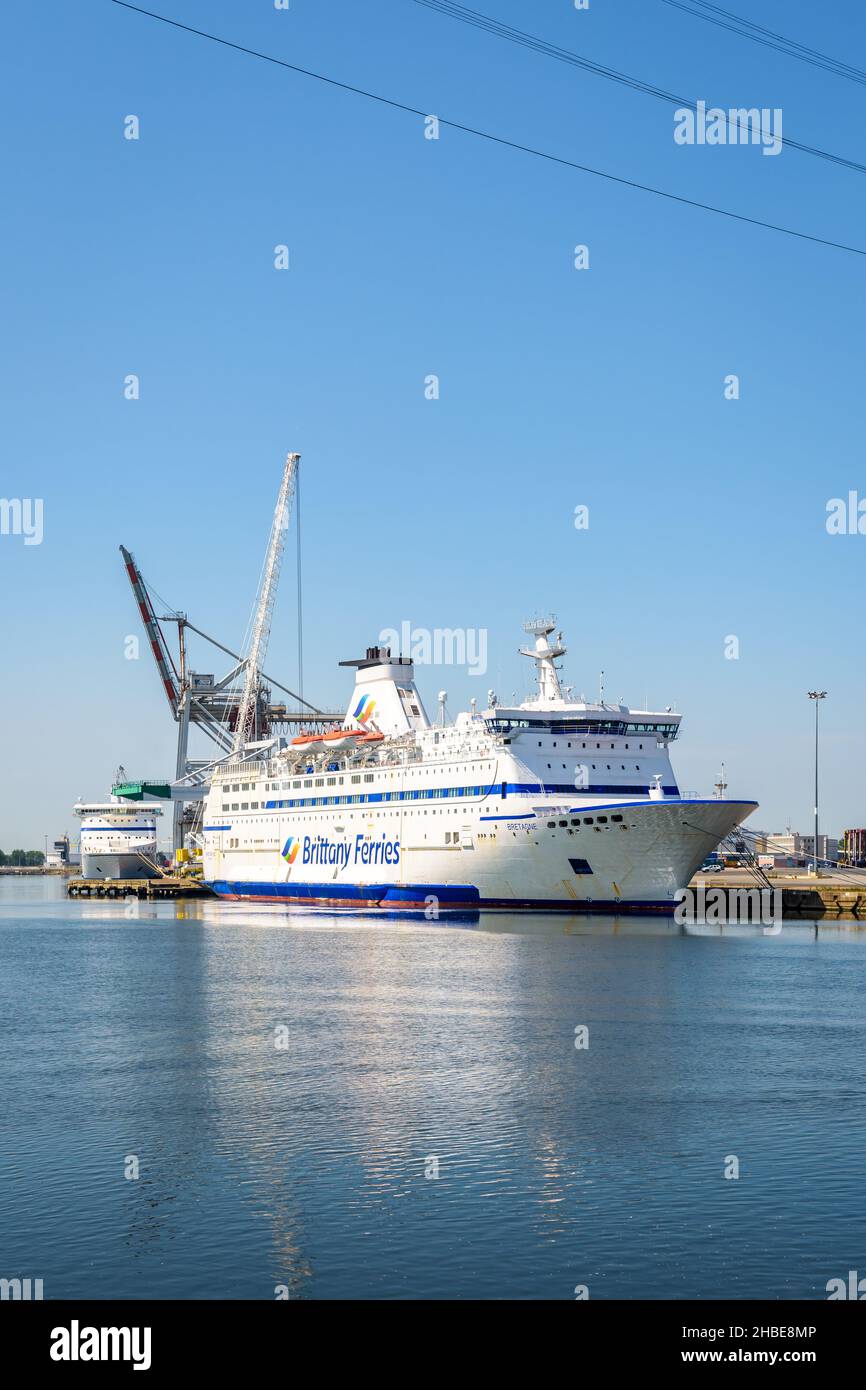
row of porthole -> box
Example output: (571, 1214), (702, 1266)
(547, 815), (626, 829)
(539, 742), (646, 751)
(221, 807), (477, 822)
(546, 763), (642, 772)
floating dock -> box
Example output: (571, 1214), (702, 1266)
(66, 876), (214, 900)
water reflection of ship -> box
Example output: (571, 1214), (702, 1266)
(91, 901), (837, 1296)
(72, 911), (314, 1295)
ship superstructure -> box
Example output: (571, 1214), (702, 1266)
(201, 621), (756, 912)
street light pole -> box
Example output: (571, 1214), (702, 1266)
(807, 691), (827, 876)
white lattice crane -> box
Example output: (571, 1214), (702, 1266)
(233, 452), (300, 752)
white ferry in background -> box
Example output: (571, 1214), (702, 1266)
(74, 801), (163, 880)
(201, 620), (757, 913)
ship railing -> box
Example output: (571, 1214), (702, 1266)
(134, 850), (169, 879)
(220, 759), (267, 778)
(266, 728), (499, 780)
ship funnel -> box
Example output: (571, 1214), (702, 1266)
(339, 647), (431, 736)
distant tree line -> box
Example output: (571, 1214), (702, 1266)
(0, 849), (45, 866)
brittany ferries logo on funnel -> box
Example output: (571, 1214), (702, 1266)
(281, 836), (300, 865)
(353, 695), (376, 724)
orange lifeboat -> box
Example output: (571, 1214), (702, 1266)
(359, 731), (384, 743)
(291, 733), (325, 747)
(321, 729), (361, 750)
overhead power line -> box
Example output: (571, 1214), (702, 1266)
(109, 2), (866, 258)
(412, 0), (866, 175)
(659, 0), (866, 88)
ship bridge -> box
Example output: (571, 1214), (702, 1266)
(480, 620), (682, 799)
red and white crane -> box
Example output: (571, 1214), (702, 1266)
(118, 451), (341, 851)
(119, 545), (179, 715)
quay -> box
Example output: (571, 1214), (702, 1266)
(691, 869), (866, 919)
(0, 866), (75, 876)
(59, 869), (866, 915)
(66, 876), (214, 901)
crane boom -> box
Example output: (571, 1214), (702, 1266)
(119, 545), (179, 715)
(233, 452), (300, 751)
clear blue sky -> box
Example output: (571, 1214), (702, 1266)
(2, 0), (865, 848)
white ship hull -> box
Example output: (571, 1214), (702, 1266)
(80, 851), (159, 881)
(205, 797), (755, 911)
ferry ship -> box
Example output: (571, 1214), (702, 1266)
(74, 801), (163, 880)
(201, 621), (757, 912)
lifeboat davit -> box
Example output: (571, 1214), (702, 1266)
(291, 733), (325, 747)
(321, 729), (361, 751)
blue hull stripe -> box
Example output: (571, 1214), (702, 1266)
(206, 799), (756, 836)
(206, 880), (677, 914)
(209, 880), (478, 905)
(255, 782), (681, 811)
(81, 826), (157, 833)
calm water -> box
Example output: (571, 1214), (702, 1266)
(1, 876), (865, 1300)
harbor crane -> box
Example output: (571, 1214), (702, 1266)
(232, 452), (298, 752)
(119, 452), (342, 851)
